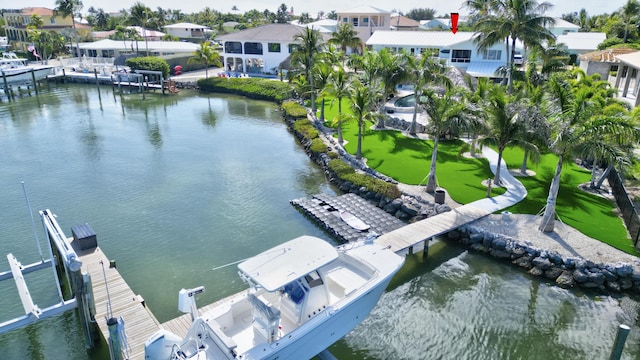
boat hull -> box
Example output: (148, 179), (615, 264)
(0, 66), (53, 85)
(241, 270), (396, 360)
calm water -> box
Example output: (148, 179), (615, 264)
(0, 85), (639, 359)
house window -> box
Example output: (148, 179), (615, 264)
(420, 48), (439, 57)
(288, 44), (298, 53)
(352, 18), (358, 27)
(451, 49), (471, 63)
(244, 42), (263, 55)
(50, 17), (56, 24)
(482, 50), (501, 60)
(225, 41), (243, 54)
(268, 43), (281, 52)
(343, 17), (348, 23)
(363, 17), (369, 24)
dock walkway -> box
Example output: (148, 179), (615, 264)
(375, 147), (528, 254)
(73, 242), (161, 359)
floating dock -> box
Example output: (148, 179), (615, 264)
(290, 193), (405, 243)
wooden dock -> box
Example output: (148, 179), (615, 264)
(73, 241), (162, 359)
(375, 203), (491, 255)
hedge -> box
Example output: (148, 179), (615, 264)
(328, 159), (401, 199)
(126, 56), (170, 78)
(293, 119), (319, 139)
(282, 101), (308, 119)
(198, 77), (294, 103)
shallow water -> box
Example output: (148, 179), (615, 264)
(0, 85), (639, 360)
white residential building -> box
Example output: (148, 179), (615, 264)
(162, 22), (211, 40)
(555, 32), (607, 56)
(547, 17), (580, 36)
(366, 30), (524, 78)
(76, 39), (199, 57)
(215, 23), (330, 75)
(336, 5), (391, 43)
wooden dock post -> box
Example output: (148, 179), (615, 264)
(62, 68), (67, 83)
(30, 69), (39, 95)
(1, 69), (12, 101)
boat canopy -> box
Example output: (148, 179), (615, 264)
(238, 235), (338, 291)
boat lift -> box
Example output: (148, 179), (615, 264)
(0, 203), (96, 348)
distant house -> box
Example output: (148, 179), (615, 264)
(163, 22), (211, 40)
(215, 23), (330, 75)
(336, 5), (391, 43)
(75, 39), (199, 58)
(366, 30), (523, 79)
(126, 26), (165, 41)
(578, 48), (635, 80)
(555, 32), (607, 60)
(390, 16), (421, 31)
(547, 17), (580, 36)
(3, 7), (75, 52)
(292, 19), (337, 33)
(420, 17), (468, 31)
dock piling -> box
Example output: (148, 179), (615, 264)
(609, 324), (631, 360)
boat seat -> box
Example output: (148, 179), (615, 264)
(206, 319), (237, 350)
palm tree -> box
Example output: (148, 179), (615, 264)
(329, 23), (363, 59)
(472, 0), (555, 92)
(406, 54), (452, 136)
(423, 87), (478, 193)
(480, 85), (539, 187)
(292, 27), (324, 114)
(461, 76), (491, 157)
(129, 2), (151, 56)
(188, 41), (221, 78)
(347, 80), (380, 159)
(375, 49), (408, 129)
(323, 66), (351, 145)
(54, 0), (83, 58)
(621, 0), (640, 43)
(313, 59), (332, 122)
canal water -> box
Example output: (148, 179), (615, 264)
(0, 85), (639, 359)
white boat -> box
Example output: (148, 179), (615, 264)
(339, 210), (370, 231)
(145, 235), (404, 359)
(0, 52), (53, 85)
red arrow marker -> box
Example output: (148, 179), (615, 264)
(451, 13), (459, 34)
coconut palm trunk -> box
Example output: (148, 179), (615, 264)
(589, 160), (598, 188)
(409, 99), (419, 135)
(426, 136), (440, 193)
(539, 154), (563, 232)
(495, 147), (504, 185)
(520, 149), (529, 174)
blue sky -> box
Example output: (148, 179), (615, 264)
(3, 0), (630, 18)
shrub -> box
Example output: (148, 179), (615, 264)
(328, 159), (401, 199)
(126, 56), (170, 78)
(310, 138), (327, 154)
(282, 101), (308, 119)
(198, 77), (294, 103)
(293, 119), (319, 139)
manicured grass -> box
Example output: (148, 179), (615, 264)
(319, 99), (637, 255)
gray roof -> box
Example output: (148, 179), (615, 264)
(163, 22), (209, 29)
(555, 32), (606, 51)
(216, 24), (312, 43)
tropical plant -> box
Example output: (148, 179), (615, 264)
(129, 1), (152, 56)
(313, 59), (332, 121)
(621, 0), (640, 42)
(538, 74), (639, 232)
(329, 23), (363, 57)
(423, 87), (478, 193)
(347, 80), (380, 159)
(470, 0), (555, 92)
(188, 41), (221, 78)
(291, 27), (324, 114)
(405, 54), (452, 135)
(54, 0), (83, 58)
(323, 66), (351, 145)
(479, 85), (539, 186)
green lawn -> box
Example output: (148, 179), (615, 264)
(319, 99), (637, 255)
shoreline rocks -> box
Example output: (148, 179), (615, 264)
(452, 224), (640, 295)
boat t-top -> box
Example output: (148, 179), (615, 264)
(144, 235), (404, 359)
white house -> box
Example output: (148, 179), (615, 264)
(366, 30), (524, 78)
(292, 19), (337, 33)
(215, 23), (330, 75)
(162, 22), (211, 40)
(555, 32), (606, 56)
(76, 39), (199, 57)
(336, 5), (391, 43)
(547, 17), (580, 36)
